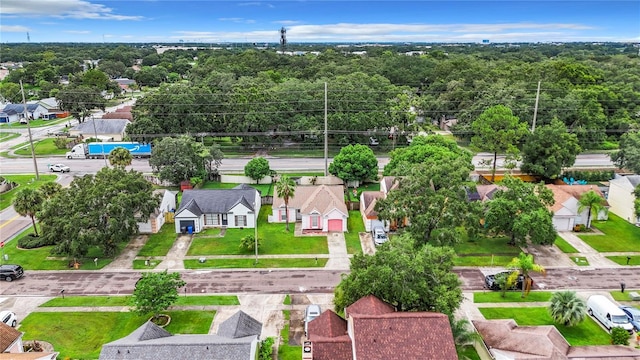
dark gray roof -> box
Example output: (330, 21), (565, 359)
(179, 198), (203, 216)
(218, 311), (262, 339)
(176, 189), (258, 216)
(627, 175), (640, 187)
(72, 118), (130, 135)
(99, 318), (258, 360)
(1, 103), (41, 115)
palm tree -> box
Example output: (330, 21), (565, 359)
(108, 147), (133, 168)
(449, 316), (480, 359)
(12, 188), (44, 236)
(548, 291), (587, 326)
(275, 175), (296, 231)
(577, 190), (606, 229)
(507, 252), (545, 298)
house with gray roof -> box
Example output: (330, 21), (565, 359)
(99, 310), (262, 360)
(174, 184), (261, 233)
(0, 103), (48, 123)
(68, 118), (130, 141)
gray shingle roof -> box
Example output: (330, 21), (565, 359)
(99, 315), (260, 360)
(176, 189), (258, 216)
(1, 103), (40, 115)
(71, 118), (130, 135)
(218, 310), (262, 339)
(179, 198), (203, 216)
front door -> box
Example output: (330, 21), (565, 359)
(222, 213), (228, 226)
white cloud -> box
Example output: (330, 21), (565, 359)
(1, 0), (143, 20)
(0, 24), (30, 32)
(64, 30), (90, 34)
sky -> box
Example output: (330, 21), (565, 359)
(1, 0), (639, 44)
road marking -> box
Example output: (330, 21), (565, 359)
(0, 214), (21, 229)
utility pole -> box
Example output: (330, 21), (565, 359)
(531, 80), (541, 132)
(324, 82), (328, 176)
(20, 81), (40, 180)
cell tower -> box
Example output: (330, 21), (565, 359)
(280, 27), (287, 53)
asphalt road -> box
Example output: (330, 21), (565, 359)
(1, 267), (637, 297)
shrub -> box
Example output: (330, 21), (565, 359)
(610, 327), (629, 345)
(562, 170), (614, 182)
(17, 234), (55, 249)
(259, 337), (275, 360)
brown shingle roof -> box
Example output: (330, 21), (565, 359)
(307, 310), (347, 340)
(351, 312), (457, 360)
(0, 322), (22, 352)
(473, 319), (570, 359)
(361, 191), (385, 218)
(273, 185), (347, 216)
(345, 294), (395, 317)
(549, 185), (609, 205)
(102, 112), (132, 121)
(310, 336), (352, 360)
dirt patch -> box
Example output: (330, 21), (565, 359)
(289, 309), (305, 345)
(526, 244), (575, 268)
(360, 232), (376, 255)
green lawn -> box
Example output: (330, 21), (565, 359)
(610, 290), (640, 302)
(0, 132), (20, 142)
(278, 310), (301, 360)
(606, 255), (640, 266)
(137, 224), (177, 257)
(14, 138), (71, 156)
(200, 181), (274, 196)
(184, 257), (328, 269)
(20, 311), (215, 359)
(187, 206), (328, 255)
(479, 307), (611, 346)
(345, 210), (364, 254)
(571, 256), (590, 266)
(2, 227), (117, 270)
(578, 213), (640, 252)
(40, 295), (239, 307)
(554, 236), (578, 253)
(0, 174), (57, 211)
(454, 234), (521, 266)
(459, 346), (481, 360)
(474, 291), (553, 303)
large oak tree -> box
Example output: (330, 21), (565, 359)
(39, 167), (160, 258)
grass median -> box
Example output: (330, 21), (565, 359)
(40, 295), (239, 307)
(184, 257), (328, 269)
(474, 291), (553, 303)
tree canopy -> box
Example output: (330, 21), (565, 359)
(471, 105), (529, 182)
(244, 157), (271, 184)
(275, 175), (296, 231)
(520, 119), (581, 179)
(12, 187), (44, 237)
(329, 144), (378, 184)
(132, 271), (186, 320)
(484, 176), (556, 246)
(383, 135), (473, 176)
(611, 131), (640, 174)
(149, 136), (223, 185)
(39, 167), (160, 258)
(334, 234), (462, 316)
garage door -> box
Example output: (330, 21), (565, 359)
(179, 220), (196, 233)
(328, 219), (343, 232)
(552, 218), (571, 232)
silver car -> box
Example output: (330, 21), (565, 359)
(50, 163), (70, 172)
(304, 304), (321, 336)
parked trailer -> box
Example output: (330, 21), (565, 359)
(66, 142), (152, 159)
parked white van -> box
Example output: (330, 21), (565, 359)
(586, 295), (634, 333)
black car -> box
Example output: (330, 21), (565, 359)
(484, 271), (525, 290)
(0, 264), (24, 282)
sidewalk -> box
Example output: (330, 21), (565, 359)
(556, 231), (619, 268)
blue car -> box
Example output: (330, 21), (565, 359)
(620, 306), (640, 331)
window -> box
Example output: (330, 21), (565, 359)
(311, 215), (320, 228)
(280, 209), (287, 221)
(235, 215), (247, 227)
(205, 214), (219, 226)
